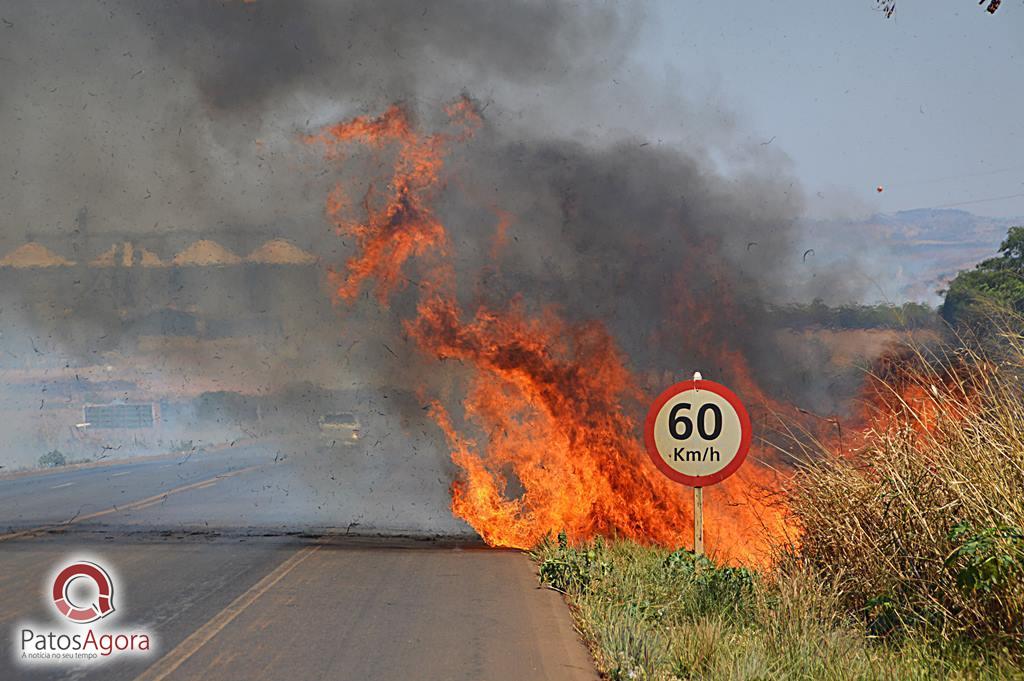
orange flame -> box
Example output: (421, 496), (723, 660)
(308, 99), (792, 564)
(305, 101), (480, 303)
(856, 349), (979, 444)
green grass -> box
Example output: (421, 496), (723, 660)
(533, 534), (1023, 680)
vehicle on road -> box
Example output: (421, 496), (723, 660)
(318, 412), (361, 445)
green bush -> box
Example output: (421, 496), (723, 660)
(946, 522), (1024, 595)
(662, 549), (755, 618)
(38, 449), (66, 468)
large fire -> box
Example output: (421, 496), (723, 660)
(308, 99), (793, 564)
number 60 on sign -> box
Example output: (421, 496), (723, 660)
(643, 378), (752, 488)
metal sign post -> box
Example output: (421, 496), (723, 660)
(693, 486), (704, 556)
(692, 372), (704, 557)
(643, 372), (752, 556)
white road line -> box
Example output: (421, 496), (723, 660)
(49, 482), (75, 489)
(133, 544), (321, 681)
(0, 465), (262, 542)
(111, 471), (131, 477)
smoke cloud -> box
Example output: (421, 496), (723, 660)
(0, 1), (868, 529)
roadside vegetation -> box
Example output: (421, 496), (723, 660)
(789, 337), (1024, 651)
(37, 449), (93, 468)
(769, 300), (939, 330)
(535, 230), (1024, 680)
(37, 449), (67, 468)
(534, 534), (1021, 680)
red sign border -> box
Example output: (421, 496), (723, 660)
(643, 379), (752, 487)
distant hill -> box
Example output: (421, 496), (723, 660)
(804, 209), (1022, 303)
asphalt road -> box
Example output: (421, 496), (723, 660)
(0, 448), (597, 680)
(0, 437), (468, 537)
(0, 446), (273, 537)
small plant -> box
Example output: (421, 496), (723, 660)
(38, 449), (66, 468)
(663, 549), (756, 618)
(536, 531), (610, 594)
(864, 593), (901, 638)
(945, 521), (1024, 594)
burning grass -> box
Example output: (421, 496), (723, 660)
(786, 331), (1024, 647)
(536, 328), (1024, 679)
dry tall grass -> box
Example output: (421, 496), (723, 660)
(785, 329), (1024, 647)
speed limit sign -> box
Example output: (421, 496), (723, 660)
(644, 377), (752, 487)
(644, 375), (752, 555)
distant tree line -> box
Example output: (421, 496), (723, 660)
(771, 225), (1024, 333)
(770, 300), (939, 330)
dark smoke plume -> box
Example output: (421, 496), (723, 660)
(0, 1), (864, 524)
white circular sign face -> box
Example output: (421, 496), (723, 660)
(643, 379), (751, 487)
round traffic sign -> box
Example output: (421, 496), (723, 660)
(643, 379), (752, 487)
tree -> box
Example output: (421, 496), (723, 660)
(941, 226), (1024, 328)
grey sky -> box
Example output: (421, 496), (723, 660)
(636, 1), (1024, 218)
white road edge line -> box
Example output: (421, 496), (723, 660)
(0, 465), (262, 543)
(132, 544), (321, 681)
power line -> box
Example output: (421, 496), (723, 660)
(931, 191), (1024, 209)
(897, 165), (1024, 187)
